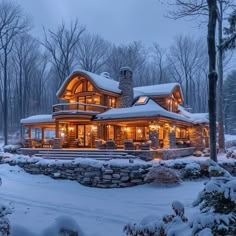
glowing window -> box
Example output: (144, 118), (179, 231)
(135, 96), (148, 105)
(75, 83), (83, 93)
(87, 81), (93, 91)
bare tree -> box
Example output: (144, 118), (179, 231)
(105, 41), (147, 82)
(168, 0), (236, 160)
(151, 44), (167, 84)
(43, 19), (85, 88)
(76, 33), (110, 73)
(167, 35), (206, 110)
(0, 0), (30, 145)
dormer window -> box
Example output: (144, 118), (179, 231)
(135, 96), (149, 105)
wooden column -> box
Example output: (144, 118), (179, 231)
(55, 121), (59, 138)
(28, 127), (32, 139)
(42, 128), (45, 141)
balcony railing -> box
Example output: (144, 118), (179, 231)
(53, 102), (108, 114)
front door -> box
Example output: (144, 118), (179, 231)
(76, 125), (97, 147)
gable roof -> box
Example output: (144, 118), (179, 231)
(134, 83), (183, 99)
(56, 69), (184, 100)
(57, 69), (121, 98)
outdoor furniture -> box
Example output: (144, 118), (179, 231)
(124, 140), (135, 150)
(95, 139), (106, 149)
(106, 140), (116, 149)
(140, 142), (151, 150)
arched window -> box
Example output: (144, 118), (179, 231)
(75, 83), (83, 93)
(74, 80), (94, 94)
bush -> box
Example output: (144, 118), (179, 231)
(192, 176), (236, 236)
(145, 166), (182, 185)
(124, 201), (189, 236)
(183, 163), (201, 179)
(41, 216), (85, 236)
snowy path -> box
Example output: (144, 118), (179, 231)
(0, 164), (204, 236)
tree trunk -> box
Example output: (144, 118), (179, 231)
(217, 1), (225, 153)
(3, 50), (8, 145)
(207, 0), (218, 162)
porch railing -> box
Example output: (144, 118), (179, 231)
(52, 102), (108, 114)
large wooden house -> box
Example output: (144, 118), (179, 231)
(21, 67), (209, 150)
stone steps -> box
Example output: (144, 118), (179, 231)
(35, 150), (136, 160)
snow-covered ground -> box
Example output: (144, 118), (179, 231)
(225, 134), (236, 142)
(0, 164), (205, 236)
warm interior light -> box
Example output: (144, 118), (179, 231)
(69, 127), (74, 131)
(91, 125), (97, 131)
(138, 129), (142, 133)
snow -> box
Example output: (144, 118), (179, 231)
(96, 98), (192, 123)
(225, 134), (236, 142)
(0, 164), (204, 236)
(178, 105), (209, 124)
(134, 83), (182, 98)
(20, 115), (54, 124)
(57, 69), (121, 96)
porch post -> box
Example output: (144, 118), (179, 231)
(163, 125), (170, 148)
(42, 128), (45, 141)
(55, 121), (60, 138)
(28, 127), (32, 139)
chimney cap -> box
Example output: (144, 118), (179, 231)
(120, 66), (132, 72)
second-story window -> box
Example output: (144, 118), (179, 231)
(109, 97), (116, 108)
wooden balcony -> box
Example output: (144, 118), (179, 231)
(52, 102), (108, 116)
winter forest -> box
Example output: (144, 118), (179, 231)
(0, 0), (220, 137)
(0, 0), (236, 141)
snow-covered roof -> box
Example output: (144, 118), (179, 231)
(134, 83), (183, 98)
(96, 99), (191, 123)
(57, 69), (121, 97)
(21, 115), (54, 124)
(178, 105), (209, 124)
(57, 69), (184, 100)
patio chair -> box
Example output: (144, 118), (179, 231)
(95, 139), (106, 149)
(140, 142), (151, 150)
(124, 139), (135, 150)
(106, 140), (116, 149)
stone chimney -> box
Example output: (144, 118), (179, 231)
(117, 67), (134, 108)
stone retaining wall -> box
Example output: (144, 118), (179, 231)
(5, 158), (152, 188)
(3, 157), (236, 188)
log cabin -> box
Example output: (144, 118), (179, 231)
(21, 67), (209, 150)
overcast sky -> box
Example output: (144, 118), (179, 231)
(15, 0), (202, 48)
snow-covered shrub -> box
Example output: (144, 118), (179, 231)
(226, 151), (236, 159)
(207, 160), (231, 178)
(191, 176), (236, 236)
(2, 145), (21, 154)
(124, 201), (189, 236)
(0, 203), (12, 236)
(42, 216), (85, 236)
(183, 163), (201, 179)
(193, 151), (202, 157)
(0, 178), (12, 236)
(145, 166), (182, 185)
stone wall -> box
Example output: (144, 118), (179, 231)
(156, 147), (195, 160)
(4, 157), (152, 188)
(189, 125), (205, 150)
(3, 156), (236, 188)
